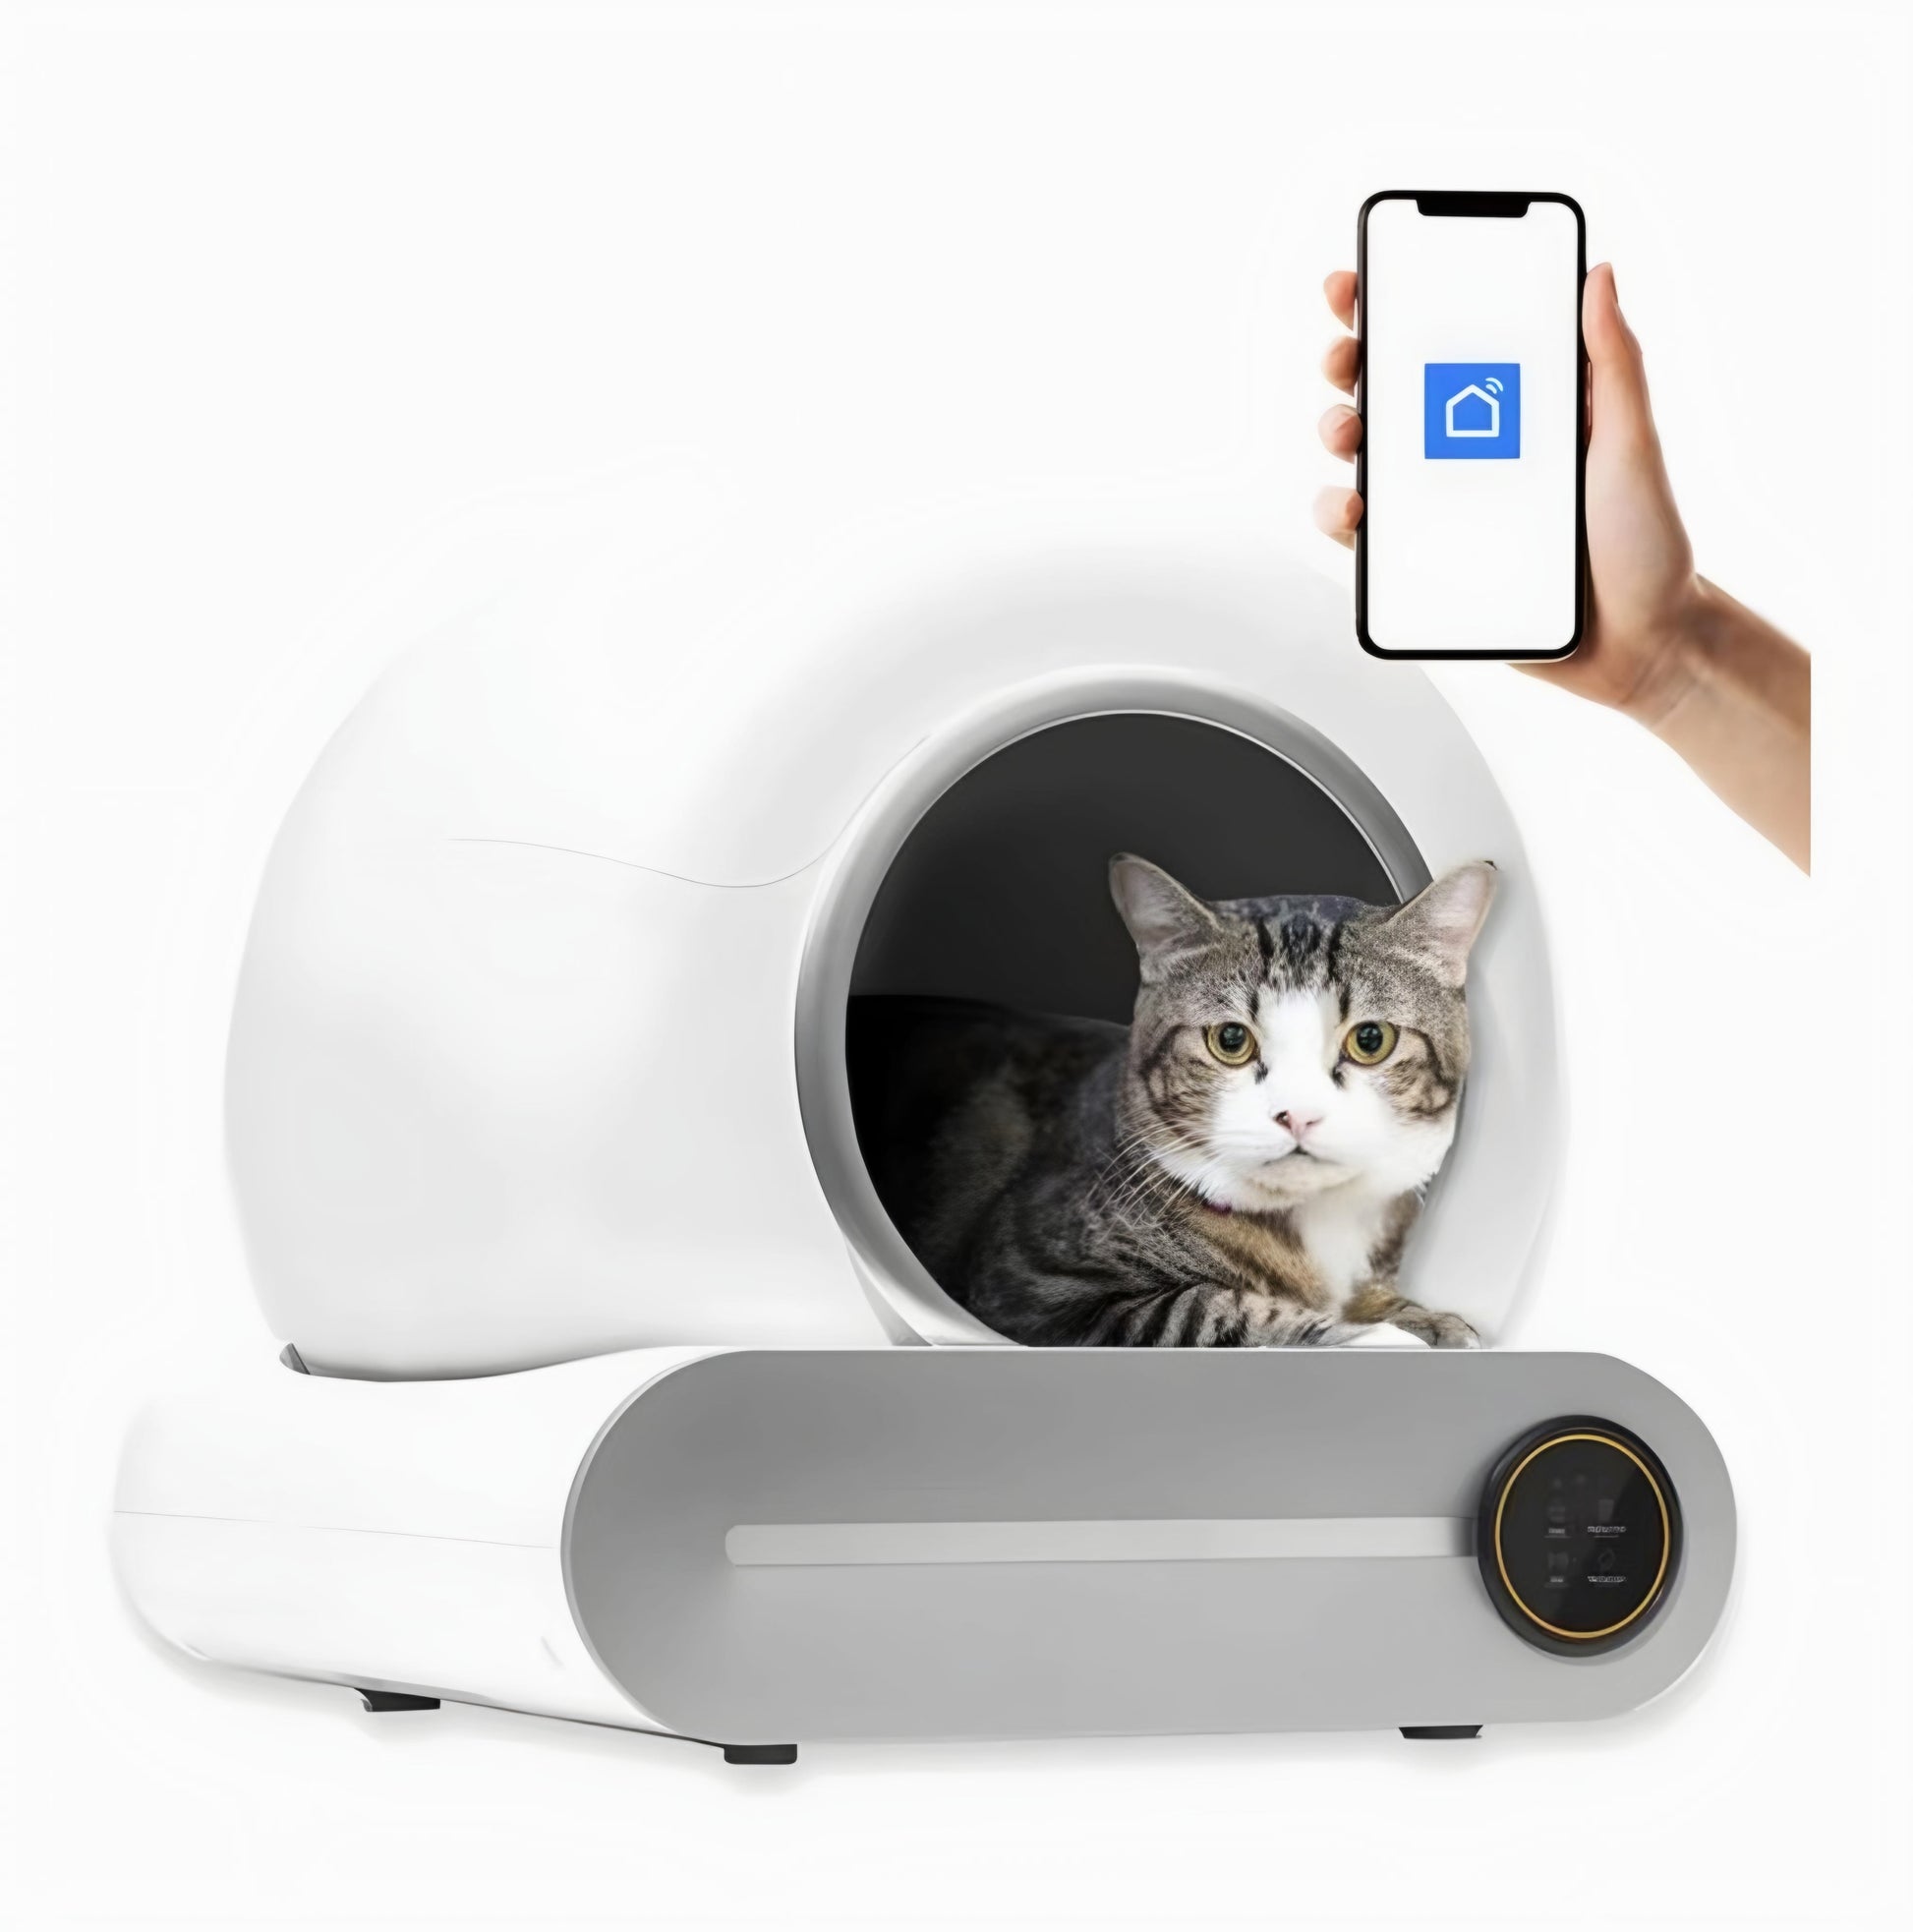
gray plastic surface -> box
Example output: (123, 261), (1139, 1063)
(563, 1349), (1733, 1744)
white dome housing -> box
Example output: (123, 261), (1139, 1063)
(227, 545), (1560, 1378)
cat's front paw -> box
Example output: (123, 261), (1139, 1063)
(1388, 1308), (1480, 1349)
(1423, 1312), (1480, 1350)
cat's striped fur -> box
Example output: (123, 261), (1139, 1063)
(848, 855), (1495, 1348)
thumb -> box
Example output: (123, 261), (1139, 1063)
(1584, 262), (1658, 452)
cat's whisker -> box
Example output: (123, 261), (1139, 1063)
(1090, 1133), (1204, 1208)
(1086, 1128), (1206, 1207)
(1085, 1141), (1167, 1197)
(1086, 1123), (1198, 1185)
(1099, 1141), (1210, 1225)
(1097, 1157), (1178, 1222)
(1097, 1167), (1166, 1222)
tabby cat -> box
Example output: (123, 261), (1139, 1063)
(848, 854), (1495, 1348)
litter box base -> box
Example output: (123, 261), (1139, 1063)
(115, 1344), (1734, 1754)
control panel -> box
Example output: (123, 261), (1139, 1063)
(1478, 1417), (1681, 1656)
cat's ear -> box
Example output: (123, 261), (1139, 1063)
(1384, 861), (1497, 984)
(1109, 855), (1220, 978)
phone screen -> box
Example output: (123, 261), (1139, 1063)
(1357, 194), (1584, 659)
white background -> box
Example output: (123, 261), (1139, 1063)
(3, 3), (1906, 1927)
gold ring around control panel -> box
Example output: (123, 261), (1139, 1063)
(1492, 1432), (1672, 1642)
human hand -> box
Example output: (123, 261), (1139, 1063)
(1313, 263), (1700, 724)
(1311, 261), (1809, 869)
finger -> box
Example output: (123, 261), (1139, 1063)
(1318, 403), (1362, 461)
(1324, 269), (1357, 330)
(1583, 263), (1656, 452)
(1312, 486), (1362, 549)
(1321, 333), (1360, 394)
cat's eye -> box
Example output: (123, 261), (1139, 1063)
(1205, 1022), (1257, 1067)
(1343, 1021), (1398, 1066)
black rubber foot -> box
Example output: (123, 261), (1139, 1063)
(722, 1742), (798, 1765)
(1400, 1725), (1481, 1740)
(357, 1689), (441, 1713)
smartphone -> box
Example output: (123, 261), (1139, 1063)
(1355, 191), (1586, 660)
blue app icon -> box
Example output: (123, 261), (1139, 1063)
(1424, 362), (1521, 458)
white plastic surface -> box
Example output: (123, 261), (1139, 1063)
(113, 1348), (712, 1729)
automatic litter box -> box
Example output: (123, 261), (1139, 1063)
(113, 542), (1734, 1759)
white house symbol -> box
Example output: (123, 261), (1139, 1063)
(1445, 381), (1500, 439)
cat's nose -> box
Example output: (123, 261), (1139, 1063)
(1274, 1108), (1323, 1142)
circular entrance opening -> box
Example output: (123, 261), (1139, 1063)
(819, 707), (1428, 1342)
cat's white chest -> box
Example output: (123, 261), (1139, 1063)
(1291, 1190), (1392, 1305)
